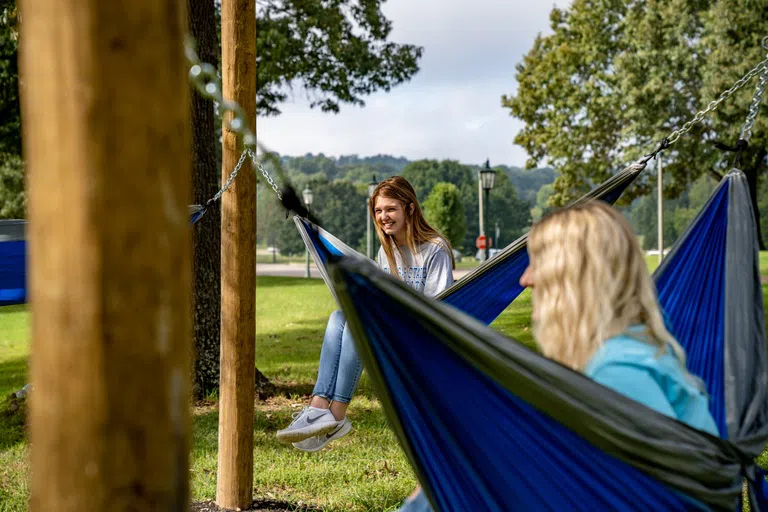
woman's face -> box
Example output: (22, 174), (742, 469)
(374, 196), (410, 241)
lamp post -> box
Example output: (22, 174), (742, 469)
(367, 174), (378, 259)
(479, 159), (496, 261)
(303, 187), (313, 278)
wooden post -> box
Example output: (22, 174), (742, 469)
(18, 1), (192, 511)
(216, 0), (257, 508)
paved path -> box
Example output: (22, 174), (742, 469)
(256, 262), (473, 281)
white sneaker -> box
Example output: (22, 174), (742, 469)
(276, 406), (339, 444)
(293, 417), (352, 452)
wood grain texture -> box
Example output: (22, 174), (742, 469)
(216, 0), (257, 508)
(18, 0), (193, 510)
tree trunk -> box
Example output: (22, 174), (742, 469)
(742, 148), (766, 251)
(188, 0), (222, 400)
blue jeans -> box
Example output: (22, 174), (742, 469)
(311, 310), (364, 404)
(398, 490), (432, 512)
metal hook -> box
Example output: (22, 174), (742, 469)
(762, 35), (768, 51)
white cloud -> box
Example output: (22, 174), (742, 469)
(257, 0), (572, 167)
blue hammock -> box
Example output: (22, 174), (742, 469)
(0, 208), (207, 307)
(296, 168), (766, 441)
(0, 220), (25, 306)
(304, 169), (768, 511)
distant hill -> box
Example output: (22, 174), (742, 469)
(272, 152), (556, 206)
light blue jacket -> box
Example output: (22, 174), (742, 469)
(584, 327), (720, 437)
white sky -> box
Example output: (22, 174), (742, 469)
(257, 0), (572, 168)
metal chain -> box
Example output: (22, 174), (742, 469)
(248, 149), (283, 200)
(185, 36), (284, 203)
(740, 46), (768, 141)
(666, 55), (768, 144)
(205, 148), (249, 206)
(185, 36), (257, 149)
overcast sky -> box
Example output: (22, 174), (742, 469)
(257, 0), (571, 168)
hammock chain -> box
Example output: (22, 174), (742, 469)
(204, 148), (248, 207)
(249, 148), (283, 201)
(667, 53), (768, 144)
(739, 37), (768, 142)
(185, 36), (283, 202)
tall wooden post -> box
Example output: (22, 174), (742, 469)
(18, 1), (192, 511)
(216, 0), (257, 508)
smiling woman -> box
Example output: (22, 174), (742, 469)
(276, 176), (455, 452)
(372, 176), (455, 295)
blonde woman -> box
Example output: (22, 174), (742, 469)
(399, 200), (717, 512)
(277, 176), (455, 451)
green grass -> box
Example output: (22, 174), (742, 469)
(0, 305), (30, 511)
(1, 276), (767, 510)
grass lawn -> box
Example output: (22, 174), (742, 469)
(0, 276), (765, 510)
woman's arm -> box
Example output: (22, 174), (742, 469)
(422, 244), (454, 298)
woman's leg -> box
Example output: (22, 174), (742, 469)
(310, 310), (347, 404)
(276, 310), (346, 443)
(398, 488), (433, 512)
(328, 319), (364, 420)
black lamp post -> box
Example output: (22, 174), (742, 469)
(479, 159), (496, 261)
(302, 187), (313, 278)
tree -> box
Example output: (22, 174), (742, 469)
(0, 153), (24, 218)
(256, 0), (423, 116)
(531, 183), (554, 222)
(503, 0), (768, 247)
(187, 0), (224, 399)
(0, 1), (20, 157)
(401, 159), (475, 202)
(423, 182), (466, 248)
(485, 171), (532, 247)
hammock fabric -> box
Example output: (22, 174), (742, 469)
(297, 169), (768, 511)
(0, 210), (206, 308)
(0, 220), (25, 306)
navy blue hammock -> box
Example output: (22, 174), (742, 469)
(0, 206), (209, 307)
(293, 167), (768, 511)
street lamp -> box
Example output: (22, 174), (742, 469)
(367, 174), (378, 259)
(479, 159), (496, 261)
(303, 187), (313, 278)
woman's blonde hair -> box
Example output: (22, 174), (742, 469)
(370, 176), (455, 278)
(526, 200), (685, 371)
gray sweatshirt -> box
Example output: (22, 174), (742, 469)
(376, 238), (454, 298)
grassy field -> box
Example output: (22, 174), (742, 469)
(0, 275), (765, 510)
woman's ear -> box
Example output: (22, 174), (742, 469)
(409, 203), (415, 215)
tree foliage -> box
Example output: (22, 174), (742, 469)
(0, 1), (20, 157)
(0, 153), (24, 218)
(423, 182), (466, 247)
(256, 0), (423, 116)
(503, 0), (768, 242)
(264, 156), (535, 256)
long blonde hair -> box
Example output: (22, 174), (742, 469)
(526, 200), (684, 371)
(370, 176), (455, 277)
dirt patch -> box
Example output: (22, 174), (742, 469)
(190, 499), (322, 512)
(0, 388), (29, 447)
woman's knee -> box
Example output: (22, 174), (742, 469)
(327, 310), (346, 332)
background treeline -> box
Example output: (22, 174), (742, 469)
(253, 152), (765, 257)
(257, 153), (551, 256)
